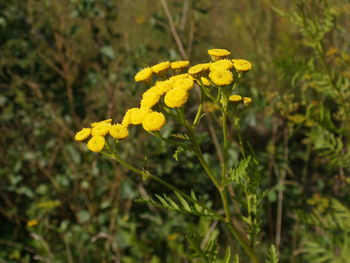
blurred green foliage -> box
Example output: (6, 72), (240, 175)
(1, 0), (350, 262)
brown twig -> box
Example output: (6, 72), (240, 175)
(159, 0), (189, 60)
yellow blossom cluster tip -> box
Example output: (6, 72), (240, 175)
(152, 61), (171, 74)
(75, 118), (129, 153)
(232, 59), (252, 72)
(134, 67), (153, 82)
(208, 48), (231, 61)
(171, 61), (190, 71)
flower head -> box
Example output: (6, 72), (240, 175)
(188, 63), (210, 77)
(232, 59), (252, 72)
(122, 108), (138, 127)
(203, 102), (219, 113)
(75, 128), (91, 141)
(199, 77), (211, 86)
(110, 124), (129, 139)
(91, 119), (112, 127)
(209, 68), (233, 86)
(91, 123), (111, 136)
(134, 67), (153, 82)
(208, 48), (231, 61)
(130, 107), (151, 125)
(210, 59), (234, 71)
(229, 95), (243, 102)
(87, 136), (105, 152)
(152, 61), (171, 74)
(243, 97), (252, 106)
(27, 219), (39, 227)
(164, 88), (189, 108)
(152, 80), (173, 95)
(171, 61), (190, 71)
(142, 111), (166, 131)
(173, 77), (194, 91)
(140, 88), (161, 108)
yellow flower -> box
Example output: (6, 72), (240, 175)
(171, 60), (190, 70)
(209, 68), (233, 86)
(152, 61), (171, 74)
(140, 88), (161, 108)
(173, 77), (194, 91)
(232, 59), (252, 72)
(243, 97), (252, 106)
(91, 119), (112, 127)
(27, 219), (38, 227)
(75, 128), (91, 141)
(210, 59), (234, 70)
(203, 102), (219, 113)
(87, 136), (105, 152)
(122, 108), (138, 127)
(130, 107), (151, 125)
(152, 80), (173, 95)
(91, 123), (111, 136)
(188, 63), (210, 77)
(229, 95), (243, 102)
(110, 124), (129, 139)
(199, 77), (211, 86)
(164, 88), (189, 108)
(142, 111), (166, 131)
(208, 48), (231, 61)
(134, 67), (153, 82)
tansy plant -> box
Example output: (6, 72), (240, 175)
(75, 48), (276, 263)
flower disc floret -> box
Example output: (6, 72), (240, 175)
(91, 123), (111, 136)
(210, 59), (233, 71)
(152, 61), (171, 74)
(173, 77), (194, 91)
(171, 61), (190, 70)
(209, 68), (233, 86)
(87, 136), (105, 152)
(232, 59), (252, 72)
(75, 128), (91, 141)
(208, 48), (231, 61)
(164, 87), (189, 108)
(142, 112), (166, 132)
(134, 67), (153, 82)
(110, 124), (129, 139)
(229, 95), (243, 102)
(130, 107), (151, 125)
(140, 89), (161, 108)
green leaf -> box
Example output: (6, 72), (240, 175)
(265, 245), (279, 263)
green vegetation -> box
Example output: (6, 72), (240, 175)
(1, 0), (350, 262)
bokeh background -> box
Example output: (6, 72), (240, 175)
(1, 0), (350, 262)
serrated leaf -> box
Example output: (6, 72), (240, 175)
(265, 245), (279, 263)
(155, 194), (170, 208)
(164, 195), (180, 210)
(175, 192), (191, 211)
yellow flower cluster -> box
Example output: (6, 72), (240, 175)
(75, 49), (253, 152)
(75, 118), (129, 152)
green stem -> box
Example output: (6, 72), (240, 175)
(221, 110), (229, 181)
(226, 223), (259, 263)
(177, 109), (232, 226)
(193, 88), (204, 126)
(105, 150), (223, 220)
(233, 116), (246, 158)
